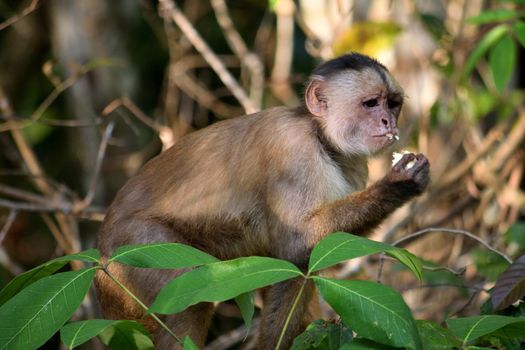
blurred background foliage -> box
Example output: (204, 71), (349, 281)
(0, 0), (524, 348)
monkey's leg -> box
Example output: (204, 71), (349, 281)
(96, 263), (214, 349)
(258, 278), (320, 350)
(96, 217), (215, 349)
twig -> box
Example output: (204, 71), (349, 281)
(159, 0), (257, 114)
(210, 0), (264, 109)
(169, 56), (243, 118)
(393, 227), (512, 263)
(377, 227), (512, 282)
(102, 97), (176, 150)
(73, 121), (115, 212)
(0, 0), (40, 31)
(0, 210), (17, 244)
(0, 184), (50, 205)
(271, 0), (299, 105)
(0, 86), (80, 258)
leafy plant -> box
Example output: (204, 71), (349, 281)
(0, 232), (523, 349)
(464, 5), (525, 92)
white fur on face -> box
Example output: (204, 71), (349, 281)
(321, 67), (403, 156)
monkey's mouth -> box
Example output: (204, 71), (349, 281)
(372, 132), (399, 141)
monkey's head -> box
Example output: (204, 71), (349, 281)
(305, 53), (404, 156)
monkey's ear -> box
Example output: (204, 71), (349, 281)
(305, 78), (328, 117)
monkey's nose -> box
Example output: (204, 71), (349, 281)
(381, 118), (389, 126)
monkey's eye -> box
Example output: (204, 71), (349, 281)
(362, 99), (378, 108)
(387, 99), (401, 109)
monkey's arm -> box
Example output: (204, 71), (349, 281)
(305, 153), (429, 246)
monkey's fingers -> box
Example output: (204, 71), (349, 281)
(392, 153), (416, 171)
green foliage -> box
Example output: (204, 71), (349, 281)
(291, 320), (353, 349)
(148, 256), (303, 314)
(308, 232), (422, 279)
(61, 320), (117, 348)
(489, 35), (516, 92)
(0, 268), (96, 350)
(0, 233), (523, 349)
(0, 249), (99, 306)
(313, 277), (422, 350)
(98, 321), (153, 350)
(505, 222), (525, 250)
(182, 336), (200, 350)
(464, 24), (509, 78)
(446, 315), (525, 346)
(109, 243), (218, 268)
(467, 9), (519, 24)
(234, 291), (255, 336)
(416, 320), (462, 350)
(472, 249), (510, 281)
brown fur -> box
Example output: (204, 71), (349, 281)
(95, 54), (429, 349)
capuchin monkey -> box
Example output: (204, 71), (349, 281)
(95, 53), (429, 349)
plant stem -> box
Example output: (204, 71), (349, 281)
(275, 278), (307, 350)
(102, 267), (182, 343)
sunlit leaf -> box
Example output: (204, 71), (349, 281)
(314, 277), (421, 350)
(149, 257), (302, 314)
(0, 268), (96, 350)
(110, 243), (218, 269)
(489, 35), (516, 92)
(332, 21), (402, 57)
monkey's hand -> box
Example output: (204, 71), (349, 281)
(386, 153), (429, 195)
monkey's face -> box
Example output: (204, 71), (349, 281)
(306, 66), (404, 156)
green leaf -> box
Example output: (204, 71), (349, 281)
(52, 249), (101, 264)
(514, 21), (525, 47)
(505, 221), (525, 250)
(61, 319), (116, 348)
(0, 268), (96, 350)
(0, 249), (100, 306)
(291, 319), (353, 349)
(183, 336), (200, 350)
(308, 232), (422, 280)
(341, 339), (398, 349)
(98, 320), (153, 350)
(235, 291), (254, 337)
(489, 35), (516, 92)
(467, 9), (518, 24)
(446, 315), (525, 345)
(416, 320), (461, 350)
(472, 249), (510, 281)
(149, 256), (303, 314)
(0, 261), (68, 307)
(313, 277), (421, 350)
(110, 243), (218, 268)
(464, 24), (509, 77)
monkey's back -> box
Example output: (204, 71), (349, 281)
(97, 106), (360, 260)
